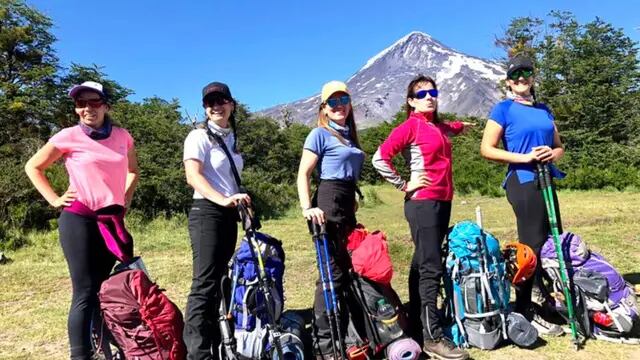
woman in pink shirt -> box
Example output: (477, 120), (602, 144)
(25, 81), (139, 360)
(372, 75), (471, 360)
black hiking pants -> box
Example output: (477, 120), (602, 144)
(404, 199), (452, 342)
(58, 209), (117, 360)
(184, 199), (238, 360)
(505, 174), (562, 317)
(312, 180), (357, 356)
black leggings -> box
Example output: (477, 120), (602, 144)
(505, 173), (562, 316)
(404, 199), (452, 341)
(183, 199), (238, 360)
(312, 180), (357, 355)
(58, 210), (117, 359)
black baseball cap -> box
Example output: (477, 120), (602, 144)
(202, 81), (232, 101)
(506, 55), (534, 78)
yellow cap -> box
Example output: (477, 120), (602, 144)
(321, 80), (349, 102)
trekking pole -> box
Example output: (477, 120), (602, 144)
(238, 204), (285, 359)
(536, 163), (581, 350)
(319, 224), (348, 359)
(311, 222), (343, 360)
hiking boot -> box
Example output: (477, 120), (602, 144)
(423, 338), (469, 360)
(527, 303), (564, 337)
(531, 312), (564, 336)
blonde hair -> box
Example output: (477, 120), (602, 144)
(317, 103), (361, 149)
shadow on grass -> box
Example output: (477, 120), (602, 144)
(623, 273), (640, 285)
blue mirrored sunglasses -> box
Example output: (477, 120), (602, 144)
(326, 95), (351, 108)
(414, 89), (438, 99)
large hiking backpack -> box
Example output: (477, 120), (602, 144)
(345, 226), (420, 360)
(540, 232), (639, 340)
(98, 267), (186, 360)
(443, 221), (511, 350)
(218, 231), (302, 360)
(348, 274), (420, 360)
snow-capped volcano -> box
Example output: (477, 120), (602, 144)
(258, 31), (505, 127)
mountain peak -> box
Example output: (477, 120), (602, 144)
(360, 31), (434, 71)
(258, 33), (505, 127)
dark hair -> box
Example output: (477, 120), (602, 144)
(404, 75), (440, 123)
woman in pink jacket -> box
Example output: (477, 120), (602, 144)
(372, 75), (471, 360)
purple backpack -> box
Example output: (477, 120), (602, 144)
(540, 232), (638, 337)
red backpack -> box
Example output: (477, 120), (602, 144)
(98, 269), (187, 360)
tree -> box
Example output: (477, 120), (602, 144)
(0, 0), (60, 249)
(0, 0), (58, 143)
(112, 98), (191, 217)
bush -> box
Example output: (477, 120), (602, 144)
(0, 222), (29, 251)
(361, 186), (383, 208)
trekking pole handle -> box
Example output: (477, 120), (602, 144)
(542, 163), (553, 190)
(308, 221), (327, 237)
(535, 162), (546, 188)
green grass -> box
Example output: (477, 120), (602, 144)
(1, 186), (640, 359)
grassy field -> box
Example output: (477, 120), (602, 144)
(1, 186), (640, 359)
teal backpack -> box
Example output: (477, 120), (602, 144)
(443, 221), (511, 349)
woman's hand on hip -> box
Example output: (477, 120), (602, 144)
(50, 189), (77, 208)
(302, 207), (325, 224)
(222, 193), (251, 208)
(404, 173), (431, 193)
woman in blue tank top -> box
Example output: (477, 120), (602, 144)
(480, 54), (566, 337)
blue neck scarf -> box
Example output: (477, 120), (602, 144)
(80, 117), (112, 140)
(328, 120), (350, 139)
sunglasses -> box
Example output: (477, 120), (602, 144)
(326, 95), (351, 108)
(508, 68), (534, 80)
(413, 89), (438, 99)
(74, 99), (105, 108)
(204, 96), (232, 107)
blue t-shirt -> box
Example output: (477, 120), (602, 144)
(489, 99), (565, 186)
(303, 122), (364, 181)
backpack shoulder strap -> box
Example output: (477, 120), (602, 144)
(205, 125), (244, 192)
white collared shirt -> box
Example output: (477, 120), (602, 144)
(183, 122), (243, 198)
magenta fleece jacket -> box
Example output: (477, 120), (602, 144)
(372, 112), (464, 201)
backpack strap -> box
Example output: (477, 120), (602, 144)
(242, 289), (250, 329)
(205, 125), (245, 193)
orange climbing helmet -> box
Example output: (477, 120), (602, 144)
(503, 242), (537, 285)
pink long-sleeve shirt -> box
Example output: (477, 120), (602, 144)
(372, 112), (464, 201)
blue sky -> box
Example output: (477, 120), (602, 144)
(31, 0), (639, 117)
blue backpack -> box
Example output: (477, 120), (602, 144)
(443, 221), (510, 349)
(229, 231), (285, 332)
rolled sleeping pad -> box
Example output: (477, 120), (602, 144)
(385, 337), (421, 360)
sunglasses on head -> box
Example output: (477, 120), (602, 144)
(204, 96), (232, 107)
(326, 95), (351, 108)
(74, 99), (105, 109)
(413, 89), (438, 99)
(508, 68), (534, 80)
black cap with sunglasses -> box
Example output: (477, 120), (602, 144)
(506, 55), (534, 79)
(202, 81), (232, 102)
